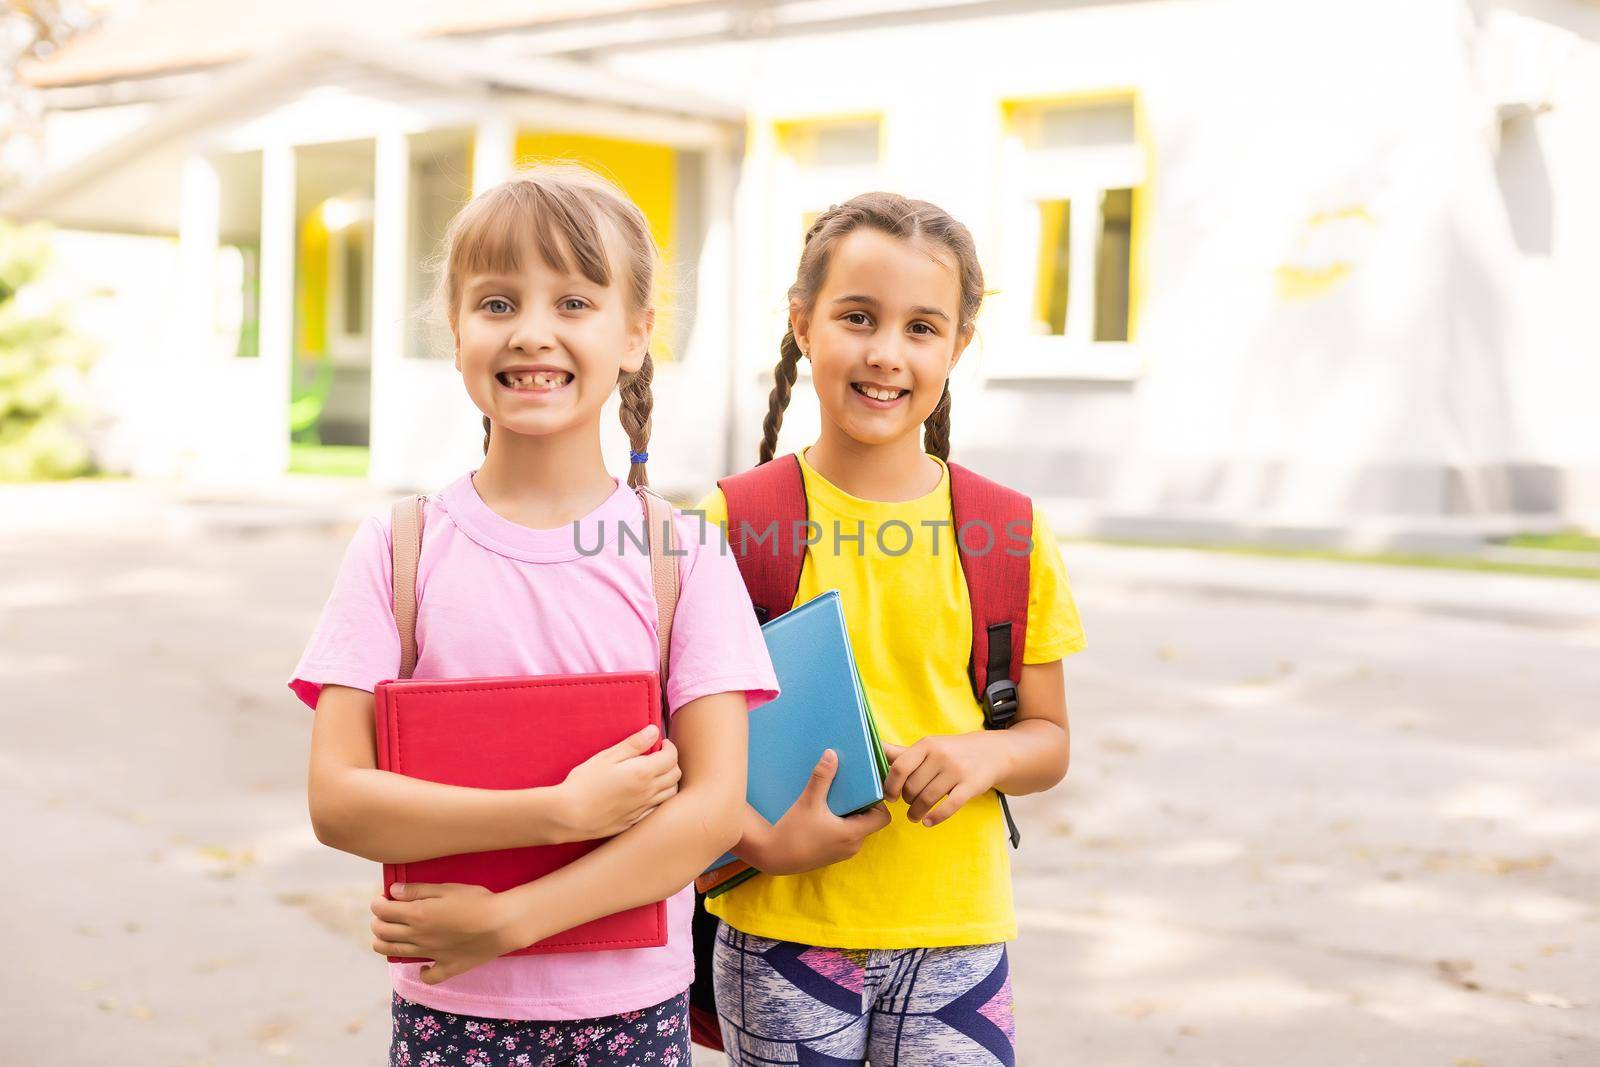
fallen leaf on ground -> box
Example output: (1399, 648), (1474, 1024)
(1436, 959), (1481, 992)
(1478, 854), (1552, 875)
(196, 845), (257, 878)
(254, 1020), (290, 1042)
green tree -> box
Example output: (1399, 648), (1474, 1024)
(0, 219), (95, 480)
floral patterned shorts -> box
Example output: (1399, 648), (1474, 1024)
(389, 989), (691, 1067)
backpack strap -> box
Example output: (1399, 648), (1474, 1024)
(717, 453), (807, 624)
(948, 462), (1032, 849)
(635, 486), (680, 700)
(390, 495), (425, 681)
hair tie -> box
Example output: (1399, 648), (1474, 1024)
(629, 450), (649, 464)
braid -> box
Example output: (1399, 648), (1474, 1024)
(481, 415), (491, 454)
(922, 381), (952, 461)
(760, 330), (803, 465)
(618, 352), (654, 488)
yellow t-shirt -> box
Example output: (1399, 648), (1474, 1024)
(698, 448), (1085, 948)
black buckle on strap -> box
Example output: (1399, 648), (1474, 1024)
(982, 679), (1019, 729)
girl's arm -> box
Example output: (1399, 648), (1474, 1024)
(308, 684), (681, 863)
(990, 658), (1071, 794)
(367, 690), (748, 982)
(883, 659), (1071, 826)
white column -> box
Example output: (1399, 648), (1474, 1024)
(257, 143), (296, 476)
(175, 156), (220, 476)
(368, 130), (411, 488)
(705, 135), (740, 478)
(177, 155), (221, 342)
(472, 115), (515, 194)
(733, 115), (778, 462)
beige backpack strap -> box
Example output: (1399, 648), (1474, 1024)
(390, 495), (425, 680)
(636, 487), (680, 700)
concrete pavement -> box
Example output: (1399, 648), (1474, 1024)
(2, 480), (1595, 1065)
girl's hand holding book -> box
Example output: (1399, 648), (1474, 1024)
(554, 724), (681, 841)
(883, 735), (1011, 827)
(370, 882), (519, 985)
(752, 749), (892, 875)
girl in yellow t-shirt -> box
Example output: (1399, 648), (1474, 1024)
(697, 192), (1086, 1066)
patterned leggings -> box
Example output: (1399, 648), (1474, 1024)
(389, 990), (691, 1066)
(712, 924), (1016, 1066)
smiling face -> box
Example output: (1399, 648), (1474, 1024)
(451, 222), (651, 442)
(792, 228), (972, 449)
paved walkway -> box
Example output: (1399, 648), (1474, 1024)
(2, 481), (1595, 1065)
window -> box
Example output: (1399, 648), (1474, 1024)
(341, 224), (365, 335)
(999, 97), (1145, 374)
(783, 119), (880, 170)
(1095, 188), (1133, 342)
(1033, 198), (1071, 335)
(322, 196), (373, 364)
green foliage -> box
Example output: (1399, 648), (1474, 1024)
(0, 220), (96, 480)
(1500, 530), (1600, 554)
(289, 443), (370, 478)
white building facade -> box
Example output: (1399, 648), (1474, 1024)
(7, 0), (1599, 543)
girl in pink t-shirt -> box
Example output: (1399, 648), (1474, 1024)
(293, 165), (777, 1065)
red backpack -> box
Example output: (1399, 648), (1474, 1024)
(688, 452), (1033, 1050)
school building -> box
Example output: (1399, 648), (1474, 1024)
(6, 0), (1598, 544)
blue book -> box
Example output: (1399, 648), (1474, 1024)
(704, 590), (888, 882)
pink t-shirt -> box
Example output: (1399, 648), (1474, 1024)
(290, 471), (778, 1021)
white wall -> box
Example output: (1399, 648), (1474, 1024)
(611, 0), (1600, 530)
(29, 1), (1600, 530)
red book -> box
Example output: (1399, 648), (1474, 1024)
(373, 671), (668, 962)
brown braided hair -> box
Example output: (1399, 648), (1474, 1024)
(617, 352), (654, 489)
(440, 164), (659, 488)
(758, 192), (984, 465)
